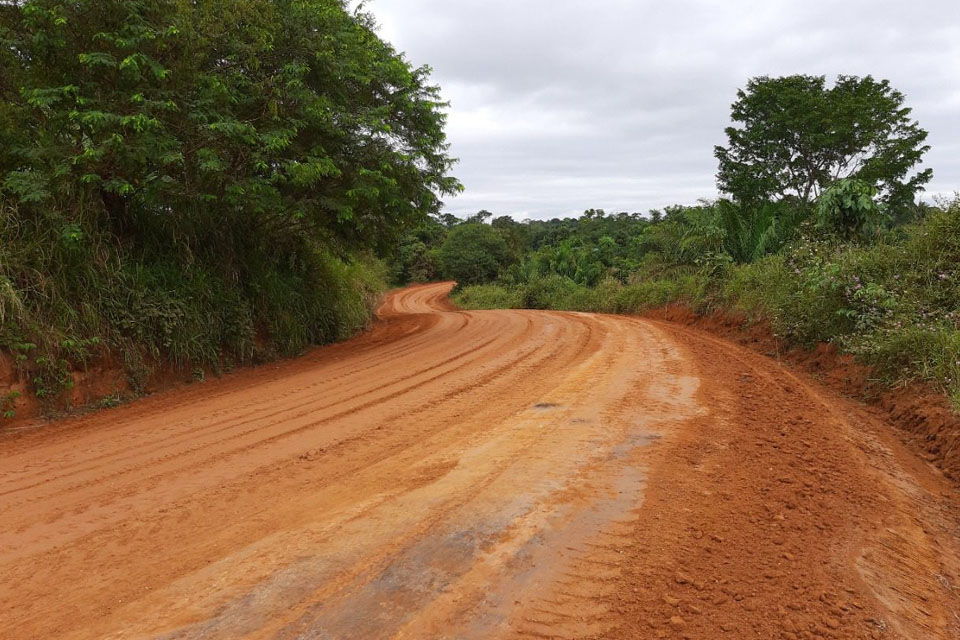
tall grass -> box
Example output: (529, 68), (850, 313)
(0, 199), (386, 404)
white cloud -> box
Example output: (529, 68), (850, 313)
(370, 0), (960, 219)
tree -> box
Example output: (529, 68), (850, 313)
(438, 213), (461, 228)
(439, 223), (510, 285)
(491, 215), (529, 262)
(715, 75), (931, 209)
(389, 216), (447, 284)
(0, 0), (460, 253)
(465, 209), (493, 224)
(0, 0), (463, 386)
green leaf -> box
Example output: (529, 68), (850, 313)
(78, 52), (118, 68)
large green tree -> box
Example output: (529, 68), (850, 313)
(715, 75), (931, 209)
(0, 0), (460, 253)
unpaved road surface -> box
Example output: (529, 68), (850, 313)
(2, 282), (959, 639)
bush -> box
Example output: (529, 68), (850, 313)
(440, 224), (511, 285)
(388, 217), (447, 285)
(452, 284), (523, 310)
(615, 280), (683, 313)
(454, 273), (713, 317)
(719, 202), (960, 403)
(0, 200), (386, 398)
(815, 179), (887, 241)
(519, 275), (581, 310)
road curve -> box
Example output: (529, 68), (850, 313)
(1, 282), (958, 639)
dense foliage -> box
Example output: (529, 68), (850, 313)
(0, 0), (458, 408)
(438, 223), (511, 286)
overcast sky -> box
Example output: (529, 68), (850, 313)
(368, 0), (960, 220)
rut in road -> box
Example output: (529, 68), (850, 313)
(1, 282), (958, 639)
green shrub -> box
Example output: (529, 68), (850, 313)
(815, 179), (887, 241)
(722, 249), (853, 344)
(719, 202), (960, 402)
(614, 279), (683, 313)
(439, 224), (511, 285)
(520, 275), (581, 310)
(565, 278), (621, 313)
(452, 284), (523, 310)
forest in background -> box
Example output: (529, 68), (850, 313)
(392, 75), (960, 410)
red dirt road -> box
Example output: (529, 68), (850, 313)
(1, 282), (959, 639)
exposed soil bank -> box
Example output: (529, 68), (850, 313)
(0, 351), (236, 429)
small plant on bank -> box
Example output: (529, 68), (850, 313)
(98, 393), (123, 409)
(2, 390), (21, 419)
(815, 179), (889, 241)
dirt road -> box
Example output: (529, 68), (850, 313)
(2, 282), (959, 639)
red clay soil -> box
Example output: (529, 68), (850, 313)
(0, 350), (205, 427)
(0, 352), (123, 423)
(645, 304), (960, 483)
(1, 283), (958, 639)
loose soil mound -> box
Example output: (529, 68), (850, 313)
(646, 303), (960, 482)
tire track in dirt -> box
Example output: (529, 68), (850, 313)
(0, 311), (585, 563)
(0, 312), (513, 494)
(0, 311), (477, 492)
(1, 283), (958, 639)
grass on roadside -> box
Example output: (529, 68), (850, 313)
(454, 205), (960, 410)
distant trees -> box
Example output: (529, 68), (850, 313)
(438, 224), (511, 285)
(389, 217), (446, 284)
(389, 75), (936, 291)
(464, 210), (494, 224)
(490, 215), (529, 263)
(638, 200), (802, 269)
(715, 75), (931, 210)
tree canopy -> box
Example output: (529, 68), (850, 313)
(0, 0), (460, 253)
(0, 0), (461, 400)
(714, 75), (931, 209)
(439, 223), (511, 285)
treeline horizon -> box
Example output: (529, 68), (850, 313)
(426, 194), (959, 414)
